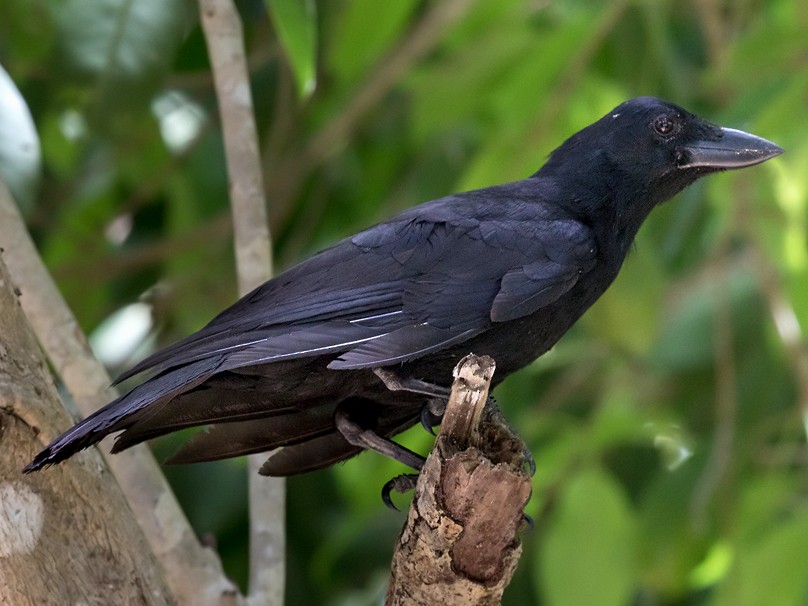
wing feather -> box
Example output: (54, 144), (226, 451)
(120, 204), (597, 383)
(328, 325), (482, 369)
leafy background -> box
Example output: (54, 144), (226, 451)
(2, 0), (808, 604)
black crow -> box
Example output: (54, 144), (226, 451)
(25, 97), (782, 476)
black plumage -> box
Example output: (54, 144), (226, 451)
(25, 97), (782, 476)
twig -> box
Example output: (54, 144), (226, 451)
(198, 2), (282, 605)
(199, 0), (273, 290)
(386, 355), (531, 605)
(167, 41), (280, 91)
(0, 182), (240, 604)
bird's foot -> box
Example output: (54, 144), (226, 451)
(381, 473), (420, 511)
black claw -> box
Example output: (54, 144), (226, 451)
(420, 404), (437, 435)
(382, 482), (400, 511)
(381, 473), (420, 511)
(522, 513), (534, 531)
(523, 446), (536, 477)
(418, 398), (446, 435)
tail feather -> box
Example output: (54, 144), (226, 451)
(112, 383), (335, 455)
(164, 415), (334, 464)
(108, 371), (301, 452)
(258, 432), (361, 476)
(23, 356), (223, 472)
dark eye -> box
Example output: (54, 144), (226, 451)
(653, 115), (675, 136)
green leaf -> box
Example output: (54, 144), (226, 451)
(49, 0), (194, 120)
(649, 267), (758, 372)
(327, 0), (417, 86)
(711, 507), (808, 606)
(51, 0), (192, 80)
(266, 0), (317, 98)
(637, 461), (706, 595)
(0, 63), (41, 211)
(538, 467), (637, 606)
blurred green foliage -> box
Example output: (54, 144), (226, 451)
(2, 0), (808, 604)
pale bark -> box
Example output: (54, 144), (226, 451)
(0, 254), (176, 605)
(197, 2), (282, 604)
(0, 180), (240, 605)
(386, 355), (531, 606)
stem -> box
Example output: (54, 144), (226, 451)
(198, 1), (282, 604)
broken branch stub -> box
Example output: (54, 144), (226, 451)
(386, 354), (532, 606)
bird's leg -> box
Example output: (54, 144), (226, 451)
(372, 367), (451, 399)
(373, 368), (451, 435)
(334, 407), (426, 472)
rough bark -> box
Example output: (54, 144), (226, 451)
(0, 180), (240, 605)
(0, 254), (177, 606)
(386, 355), (531, 605)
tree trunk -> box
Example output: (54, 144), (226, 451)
(0, 254), (175, 605)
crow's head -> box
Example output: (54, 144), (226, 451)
(607, 96), (780, 183)
(542, 96), (782, 222)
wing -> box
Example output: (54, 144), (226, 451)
(120, 191), (597, 378)
(328, 206), (598, 369)
(490, 218), (597, 322)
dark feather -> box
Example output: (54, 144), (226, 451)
(165, 415), (334, 464)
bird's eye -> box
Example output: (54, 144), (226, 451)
(653, 115), (675, 136)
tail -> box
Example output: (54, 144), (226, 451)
(23, 357), (222, 473)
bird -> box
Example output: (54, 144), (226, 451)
(24, 97), (782, 478)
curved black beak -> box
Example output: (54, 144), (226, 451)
(680, 127), (783, 170)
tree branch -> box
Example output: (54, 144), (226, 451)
(0, 180), (239, 605)
(0, 252), (175, 604)
(198, 2), (282, 605)
(386, 355), (531, 605)
(199, 0), (273, 291)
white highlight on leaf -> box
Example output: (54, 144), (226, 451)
(58, 108), (87, 141)
(152, 90), (207, 154)
(90, 301), (154, 368)
(0, 482), (44, 557)
(0, 63), (41, 208)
